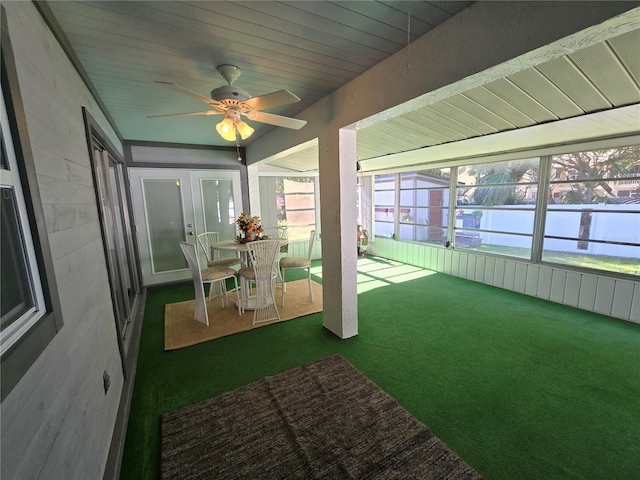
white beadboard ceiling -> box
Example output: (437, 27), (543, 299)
(45, 1), (470, 142)
(271, 27), (640, 172)
(45, 1), (640, 172)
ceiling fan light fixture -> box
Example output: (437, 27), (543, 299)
(216, 117), (236, 141)
(236, 120), (254, 140)
(152, 66), (306, 140)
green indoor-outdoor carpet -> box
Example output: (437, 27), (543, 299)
(120, 257), (640, 480)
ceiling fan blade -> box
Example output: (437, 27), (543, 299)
(154, 81), (224, 108)
(146, 110), (222, 119)
(245, 111), (306, 129)
(242, 90), (301, 110)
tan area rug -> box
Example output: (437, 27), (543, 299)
(164, 279), (323, 351)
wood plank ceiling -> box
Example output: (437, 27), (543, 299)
(46, 2), (640, 172)
(46, 1), (471, 145)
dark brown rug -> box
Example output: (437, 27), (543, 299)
(160, 354), (483, 479)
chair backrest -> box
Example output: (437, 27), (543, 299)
(246, 240), (281, 282)
(179, 241), (208, 325)
(306, 230), (316, 261)
(262, 226), (290, 253)
(262, 225), (289, 237)
(197, 232), (220, 263)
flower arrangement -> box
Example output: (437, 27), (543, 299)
(235, 212), (263, 242)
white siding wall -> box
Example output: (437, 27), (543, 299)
(371, 238), (640, 323)
(2, 4), (124, 480)
(286, 236), (322, 261)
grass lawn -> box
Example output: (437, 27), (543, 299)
(473, 244), (640, 276)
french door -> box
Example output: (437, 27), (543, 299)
(129, 169), (243, 286)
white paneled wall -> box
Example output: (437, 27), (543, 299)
(3, 4), (124, 480)
(370, 238), (640, 323)
(286, 237), (322, 260)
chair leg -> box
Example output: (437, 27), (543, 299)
(308, 267), (314, 303)
(281, 268), (286, 306)
(232, 276), (241, 316)
(208, 281), (224, 302)
(279, 268), (284, 288)
(220, 280), (228, 309)
(239, 277), (247, 314)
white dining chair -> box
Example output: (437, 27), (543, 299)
(279, 230), (316, 307)
(261, 225), (290, 286)
(197, 232), (241, 268)
(262, 225), (290, 252)
(237, 239), (282, 325)
(180, 242), (241, 326)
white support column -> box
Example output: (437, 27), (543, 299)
(318, 127), (358, 339)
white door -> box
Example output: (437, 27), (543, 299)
(129, 168), (243, 286)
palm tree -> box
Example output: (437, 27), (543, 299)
(463, 159), (539, 206)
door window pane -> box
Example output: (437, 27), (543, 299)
(143, 179), (187, 273)
(201, 178), (237, 241)
(109, 165), (137, 304)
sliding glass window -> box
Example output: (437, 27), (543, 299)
(398, 169), (450, 245)
(456, 158), (540, 259)
(259, 176), (317, 241)
(365, 139), (639, 279)
(374, 174), (396, 238)
(543, 146), (640, 276)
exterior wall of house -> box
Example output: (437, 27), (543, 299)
(2, 3), (124, 479)
(370, 238), (640, 324)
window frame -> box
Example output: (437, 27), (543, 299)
(454, 158), (541, 259)
(373, 173), (398, 239)
(1, 85), (47, 353)
(363, 137), (639, 280)
(258, 173), (320, 242)
(1, 9), (63, 402)
(540, 146), (640, 276)
(397, 170), (451, 246)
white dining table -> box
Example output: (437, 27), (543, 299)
(212, 238), (288, 310)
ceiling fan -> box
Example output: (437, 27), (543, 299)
(148, 65), (307, 142)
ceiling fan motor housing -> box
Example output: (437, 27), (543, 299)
(210, 85), (251, 103)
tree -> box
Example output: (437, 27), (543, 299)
(552, 146), (640, 202)
(460, 159), (539, 206)
(552, 146), (640, 249)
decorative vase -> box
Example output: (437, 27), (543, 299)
(245, 231), (257, 242)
